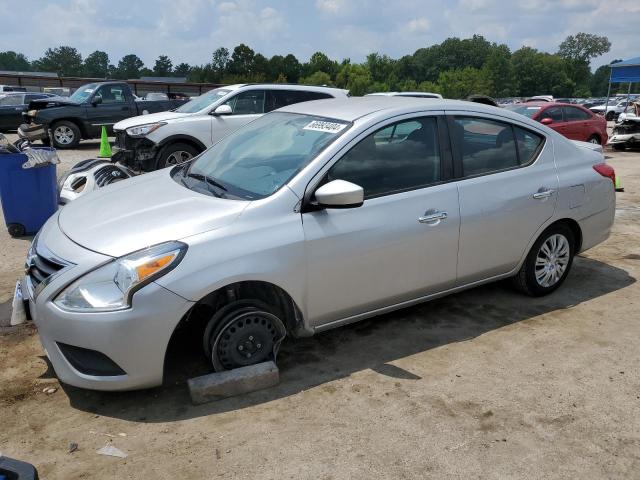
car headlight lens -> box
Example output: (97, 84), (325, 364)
(125, 122), (166, 137)
(54, 242), (187, 312)
(27, 109), (38, 117)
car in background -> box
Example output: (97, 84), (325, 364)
(19, 81), (188, 148)
(590, 98), (629, 121)
(505, 102), (607, 144)
(526, 95), (554, 102)
(0, 92), (56, 131)
(23, 97), (616, 391)
(143, 92), (169, 101)
(113, 83), (349, 172)
(366, 91), (443, 99)
(0, 85), (27, 93)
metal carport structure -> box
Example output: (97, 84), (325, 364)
(604, 56), (640, 120)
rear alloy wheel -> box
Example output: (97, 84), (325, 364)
(587, 135), (600, 145)
(512, 224), (575, 296)
(51, 121), (80, 148)
(206, 301), (286, 371)
(156, 142), (199, 170)
(612, 144), (626, 151)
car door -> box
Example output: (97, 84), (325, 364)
(449, 114), (557, 285)
(563, 106), (593, 141)
(0, 94), (24, 130)
(211, 89), (265, 142)
(302, 115), (460, 328)
(85, 85), (133, 136)
(538, 106), (567, 137)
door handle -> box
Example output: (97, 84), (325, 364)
(533, 188), (555, 199)
(418, 211), (448, 224)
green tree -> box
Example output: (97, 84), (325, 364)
(0, 51), (31, 71)
(558, 33), (611, 64)
(304, 52), (337, 78)
(282, 54), (301, 83)
(437, 67), (491, 98)
(173, 62), (191, 78)
(228, 44), (255, 78)
(83, 50), (109, 78)
(153, 55), (173, 76)
(252, 53), (269, 82)
(300, 71), (332, 86)
(335, 62), (372, 96)
(482, 44), (515, 97)
(35, 46), (83, 76)
(366, 53), (396, 84)
(114, 54), (145, 79)
(211, 47), (230, 81)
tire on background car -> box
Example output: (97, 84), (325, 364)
(612, 144), (626, 151)
(605, 111), (615, 121)
(512, 223), (576, 297)
(156, 142), (200, 170)
(51, 120), (81, 148)
(587, 135), (600, 144)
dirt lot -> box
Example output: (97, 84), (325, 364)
(1, 135), (639, 479)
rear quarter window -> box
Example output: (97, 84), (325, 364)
(514, 127), (544, 166)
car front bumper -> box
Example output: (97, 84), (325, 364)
(112, 131), (159, 171)
(25, 215), (194, 391)
(608, 133), (640, 145)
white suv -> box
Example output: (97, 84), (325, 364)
(112, 84), (349, 171)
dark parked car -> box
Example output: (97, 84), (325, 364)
(505, 102), (608, 144)
(19, 81), (187, 148)
(0, 92), (56, 131)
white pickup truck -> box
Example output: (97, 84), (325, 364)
(113, 83), (349, 171)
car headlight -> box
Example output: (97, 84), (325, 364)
(54, 241), (187, 312)
(27, 109), (38, 117)
(125, 122), (166, 137)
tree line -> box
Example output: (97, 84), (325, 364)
(0, 33), (626, 98)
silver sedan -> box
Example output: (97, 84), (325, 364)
(22, 97), (616, 390)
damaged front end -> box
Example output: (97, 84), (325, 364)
(608, 118), (640, 150)
(111, 130), (160, 172)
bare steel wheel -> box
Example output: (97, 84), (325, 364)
(587, 135), (600, 145)
(207, 304), (286, 371)
(512, 223), (575, 296)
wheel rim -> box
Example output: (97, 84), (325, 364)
(165, 150), (193, 165)
(53, 126), (74, 145)
(535, 234), (570, 288)
(212, 311), (284, 371)
(589, 137), (599, 144)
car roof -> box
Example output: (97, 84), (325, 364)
(229, 83), (349, 95)
(279, 96), (541, 125)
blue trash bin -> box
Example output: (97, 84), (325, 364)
(0, 147), (58, 237)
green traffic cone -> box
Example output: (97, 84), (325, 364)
(98, 126), (112, 158)
(615, 175), (624, 192)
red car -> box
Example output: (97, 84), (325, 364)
(505, 102), (608, 145)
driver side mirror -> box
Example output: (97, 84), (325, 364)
(91, 95), (103, 106)
(314, 180), (364, 209)
(540, 117), (553, 125)
(212, 104), (232, 116)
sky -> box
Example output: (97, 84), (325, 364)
(1, 0), (638, 69)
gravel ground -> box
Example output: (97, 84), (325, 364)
(0, 133), (639, 479)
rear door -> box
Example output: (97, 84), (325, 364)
(562, 106), (592, 141)
(303, 114), (460, 327)
(0, 94), (25, 129)
(211, 89), (265, 142)
(449, 114), (557, 284)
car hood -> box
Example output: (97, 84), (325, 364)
(28, 96), (80, 109)
(114, 111), (191, 131)
(58, 169), (250, 257)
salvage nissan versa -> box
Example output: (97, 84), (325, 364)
(22, 97), (616, 391)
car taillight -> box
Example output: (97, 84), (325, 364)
(593, 163), (616, 185)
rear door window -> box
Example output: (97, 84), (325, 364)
(451, 117), (519, 176)
(514, 127), (544, 166)
(563, 107), (591, 121)
(266, 90), (323, 112)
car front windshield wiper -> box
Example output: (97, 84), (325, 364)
(185, 172), (228, 197)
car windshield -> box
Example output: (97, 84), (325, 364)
(174, 88), (232, 113)
(504, 105), (541, 118)
(69, 83), (99, 103)
(177, 112), (351, 200)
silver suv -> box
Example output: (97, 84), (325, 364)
(23, 97), (616, 391)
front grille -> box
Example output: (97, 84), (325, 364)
(26, 246), (67, 292)
(94, 164), (128, 187)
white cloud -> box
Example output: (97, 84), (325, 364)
(406, 18), (430, 34)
